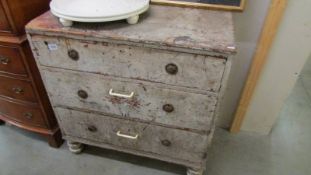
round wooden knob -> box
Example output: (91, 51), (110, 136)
(78, 90), (88, 99)
(161, 140), (171, 147)
(68, 49), (79, 61)
(87, 125), (97, 132)
(165, 63), (178, 75)
(163, 104), (174, 113)
(24, 112), (33, 120)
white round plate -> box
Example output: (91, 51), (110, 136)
(50, 0), (150, 26)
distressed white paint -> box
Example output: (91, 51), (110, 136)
(32, 36), (227, 92)
(26, 6), (235, 173)
(40, 67), (218, 132)
(56, 107), (209, 163)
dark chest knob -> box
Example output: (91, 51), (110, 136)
(161, 140), (172, 147)
(68, 49), (79, 61)
(163, 104), (174, 113)
(12, 87), (24, 94)
(0, 56), (10, 65)
(165, 63), (178, 75)
(78, 90), (88, 99)
(87, 125), (97, 132)
(23, 112), (33, 120)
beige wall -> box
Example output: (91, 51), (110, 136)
(217, 0), (271, 128)
(241, 0), (311, 134)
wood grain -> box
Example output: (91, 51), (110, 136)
(0, 97), (46, 128)
(0, 75), (37, 103)
(230, 0), (288, 133)
(0, 44), (28, 76)
(0, 0), (50, 36)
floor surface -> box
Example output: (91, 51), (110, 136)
(1, 76), (310, 175)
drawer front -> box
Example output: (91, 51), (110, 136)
(56, 107), (209, 163)
(32, 36), (226, 92)
(0, 45), (27, 76)
(42, 68), (217, 131)
(0, 76), (37, 103)
(0, 98), (46, 127)
(0, 3), (13, 34)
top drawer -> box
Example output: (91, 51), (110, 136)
(0, 3), (12, 34)
(31, 36), (227, 92)
(0, 44), (27, 76)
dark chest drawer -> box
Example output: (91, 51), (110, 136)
(0, 76), (37, 103)
(0, 44), (27, 76)
(0, 98), (46, 128)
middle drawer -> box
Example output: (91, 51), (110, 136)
(41, 67), (217, 132)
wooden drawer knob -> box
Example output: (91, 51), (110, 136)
(87, 125), (97, 132)
(77, 90), (88, 99)
(165, 63), (178, 75)
(12, 87), (24, 94)
(161, 139), (172, 147)
(163, 104), (174, 113)
(0, 56), (10, 65)
(23, 112), (33, 120)
(68, 49), (79, 61)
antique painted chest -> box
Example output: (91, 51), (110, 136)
(26, 5), (236, 175)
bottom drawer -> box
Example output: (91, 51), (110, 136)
(55, 107), (209, 163)
(0, 98), (46, 128)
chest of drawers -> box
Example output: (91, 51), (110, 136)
(26, 5), (236, 175)
(0, 0), (63, 148)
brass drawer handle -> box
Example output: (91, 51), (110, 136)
(23, 112), (33, 120)
(68, 49), (79, 61)
(12, 87), (24, 94)
(109, 89), (134, 99)
(163, 104), (174, 113)
(116, 131), (138, 140)
(165, 63), (178, 75)
(0, 56), (10, 65)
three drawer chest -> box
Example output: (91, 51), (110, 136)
(26, 5), (236, 175)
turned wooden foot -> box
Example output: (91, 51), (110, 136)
(67, 141), (84, 154)
(59, 18), (73, 27)
(0, 120), (5, 125)
(127, 15), (139, 24)
(187, 168), (204, 175)
(47, 129), (64, 148)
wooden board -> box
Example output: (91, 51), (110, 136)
(230, 0), (288, 133)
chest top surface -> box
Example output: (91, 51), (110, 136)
(26, 5), (236, 55)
